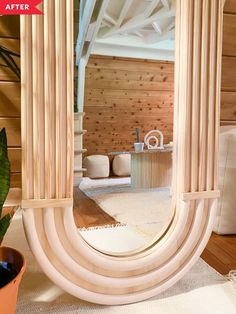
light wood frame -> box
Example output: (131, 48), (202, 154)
(20, 0), (224, 305)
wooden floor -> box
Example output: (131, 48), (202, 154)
(201, 233), (236, 275)
(73, 188), (236, 275)
(73, 188), (118, 228)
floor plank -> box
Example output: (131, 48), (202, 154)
(73, 188), (118, 228)
(202, 234), (236, 275)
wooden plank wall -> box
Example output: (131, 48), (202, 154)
(83, 55), (174, 156)
(0, 16), (21, 187)
(221, 1), (236, 123)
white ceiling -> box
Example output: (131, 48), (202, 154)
(92, 0), (175, 61)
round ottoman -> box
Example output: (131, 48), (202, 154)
(112, 154), (131, 177)
(83, 155), (110, 179)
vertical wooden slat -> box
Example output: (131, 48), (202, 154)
(44, 0), (56, 199)
(32, 8), (45, 200)
(199, 0), (210, 192)
(207, 0), (217, 190)
(66, 0), (74, 198)
(21, 0), (73, 204)
(21, 16), (33, 200)
(55, 0), (66, 198)
(214, 0), (224, 189)
(191, 0), (201, 192)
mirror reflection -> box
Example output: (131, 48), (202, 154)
(73, 0), (175, 254)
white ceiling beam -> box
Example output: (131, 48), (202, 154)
(104, 13), (117, 25)
(76, 0), (110, 64)
(167, 19), (175, 31)
(117, 0), (134, 27)
(152, 21), (162, 34)
(161, 0), (170, 10)
(105, 4), (175, 37)
(132, 30), (144, 38)
(145, 28), (175, 44)
(144, 0), (161, 17)
(76, 0), (96, 62)
(99, 0), (134, 38)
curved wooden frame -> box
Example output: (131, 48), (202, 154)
(20, 0), (224, 305)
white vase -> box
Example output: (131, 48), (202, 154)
(134, 142), (144, 152)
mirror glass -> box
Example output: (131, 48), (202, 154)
(73, 0), (175, 254)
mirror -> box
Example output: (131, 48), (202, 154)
(73, 0), (175, 254)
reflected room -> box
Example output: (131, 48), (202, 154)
(73, 0), (175, 254)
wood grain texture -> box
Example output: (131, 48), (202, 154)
(221, 92), (236, 120)
(0, 82), (21, 116)
(8, 148), (21, 172)
(221, 56), (236, 91)
(0, 118), (21, 146)
(0, 38), (20, 81)
(73, 188), (118, 228)
(0, 16), (21, 188)
(131, 151), (172, 188)
(222, 14), (236, 56)
(221, 6), (236, 122)
(202, 233), (236, 275)
(0, 16), (20, 38)
(224, 0), (236, 14)
(84, 55), (174, 156)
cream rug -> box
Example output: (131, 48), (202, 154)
(3, 211), (236, 314)
(79, 177), (172, 240)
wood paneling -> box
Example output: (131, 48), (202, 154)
(221, 92), (236, 120)
(8, 148), (21, 172)
(221, 7), (236, 123)
(221, 57), (236, 91)
(223, 14), (236, 56)
(84, 55), (174, 156)
(0, 118), (21, 147)
(0, 16), (21, 188)
(224, 0), (236, 14)
(0, 82), (21, 116)
(0, 16), (20, 38)
(10, 173), (21, 188)
(0, 39), (20, 81)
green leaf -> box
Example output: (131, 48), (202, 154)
(0, 128), (10, 218)
(0, 214), (11, 244)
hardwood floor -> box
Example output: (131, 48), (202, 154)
(73, 188), (236, 275)
(73, 188), (118, 228)
(201, 233), (236, 275)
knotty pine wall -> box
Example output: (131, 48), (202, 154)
(83, 55), (174, 156)
(221, 0), (236, 123)
(0, 16), (21, 187)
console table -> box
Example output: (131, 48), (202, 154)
(131, 149), (172, 188)
(109, 148), (172, 189)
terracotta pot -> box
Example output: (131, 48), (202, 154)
(0, 246), (26, 314)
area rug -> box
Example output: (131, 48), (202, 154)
(79, 177), (172, 240)
(3, 211), (236, 314)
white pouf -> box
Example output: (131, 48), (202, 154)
(83, 155), (109, 179)
(112, 154), (131, 177)
(214, 125), (236, 234)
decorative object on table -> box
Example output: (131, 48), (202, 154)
(144, 129), (164, 150)
(0, 128), (26, 314)
(134, 128), (144, 152)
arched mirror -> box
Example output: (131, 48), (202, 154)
(74, 0), (175, 254)
(20, 0), (224, 305)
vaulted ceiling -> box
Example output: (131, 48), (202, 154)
(77, 0), (175, 63)
(92, 0), (175, 60)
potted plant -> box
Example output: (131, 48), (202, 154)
(0, 128), (25, 314)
